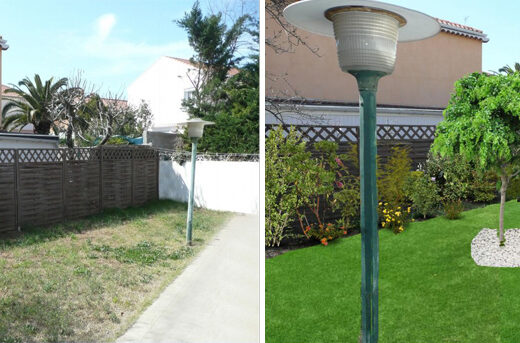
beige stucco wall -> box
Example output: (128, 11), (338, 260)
(266, 15), (483, 109)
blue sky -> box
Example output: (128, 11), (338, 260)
(1, 0), (518, 98)
(0, 0), (258, 97)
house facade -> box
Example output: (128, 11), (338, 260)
(266, 8), (489, 127)
(127, 57), (196, 133)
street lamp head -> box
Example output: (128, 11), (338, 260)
(178, 118), (215, 139)
(0, 37), (8, 51)
(284, 0), (439, 75)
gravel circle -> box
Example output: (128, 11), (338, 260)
(471, 229), (520, 267)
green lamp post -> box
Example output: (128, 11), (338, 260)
(283, 1), (439, 342)
(178, 118), (214, 246)
(0, 36), (9, 128)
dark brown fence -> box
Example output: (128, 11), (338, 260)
(0, 146), (159, 233)
(265, 123), (436, 167)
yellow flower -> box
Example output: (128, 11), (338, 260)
(392, 218), (395, 221)
(386, 218), (390, 222)
(395, 211), (401, 216)
(384, 202), (388, 206)
(379, 202), (382, 206)
(399, 226), (404, 232)
(383, 209), (387, 214)
(412, 219), (415, 222)
(407, 207), (411, 213)
(382, 222), (386, 227)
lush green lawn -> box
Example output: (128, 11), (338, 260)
(0, 200), (229, 343)
(266, 201), (520, 343)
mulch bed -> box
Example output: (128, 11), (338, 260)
(266, 228), (362, 259)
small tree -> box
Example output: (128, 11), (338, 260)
(433, 72), (520, 244)
(176, 1), (258, 153)
(49, 73), (95, 147)
(265, 126), (308, 247)
(2, 74), (67, 134)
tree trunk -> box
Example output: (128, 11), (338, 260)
(499, 174), (508, 245)
(66, 122), (74, 148)
(34, 121), (51, 135)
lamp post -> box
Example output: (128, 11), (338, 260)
(0, 36), (9, 128)
(283, 1), (439, 342)
(178, 118), (214, 245)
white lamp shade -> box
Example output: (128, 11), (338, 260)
(283, 0), (440, 74)
(178, 118), (215, 139)
(329, 9), (400, 74)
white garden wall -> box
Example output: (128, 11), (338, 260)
(159, 160), (259, 214)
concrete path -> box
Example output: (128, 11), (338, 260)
(116, 214), (260, 343)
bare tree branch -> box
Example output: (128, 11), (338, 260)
(265, 0), (320, 56)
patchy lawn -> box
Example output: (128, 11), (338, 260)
(0, 200), (229, 343)
(266, 200), (520, 343)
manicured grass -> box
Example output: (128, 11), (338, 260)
(0, 200), (229, 343)
(266, 201), (520, 343)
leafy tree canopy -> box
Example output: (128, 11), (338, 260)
(433, 72), (520, 172)
(177, 1), (258, 154)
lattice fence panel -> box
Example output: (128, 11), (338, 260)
(102, 147), (133, 160)
(18, 149), (64, 163)
(266, 124), (436, 142)
(376, 125), (436, 140)
(0, 149), (15, 164)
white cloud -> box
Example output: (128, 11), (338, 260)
(82, 13), (191, 63)
(96, 14), (116, 42)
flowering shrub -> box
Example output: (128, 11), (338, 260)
(379, 202), (413, 234)
(294, 141), (359, 245)
(303, 222), (347, 246)
(404, 171), (440, 219)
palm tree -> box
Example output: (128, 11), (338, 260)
(498, 62), (520, 75)
(1, 74), (67, 134)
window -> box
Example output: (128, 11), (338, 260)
(184, 89), (195, 101)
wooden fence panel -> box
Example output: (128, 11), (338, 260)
(132, 149), (158, 206)
(0, 149), (16, 232)
(102, 148), (133, 209)
(0, 146), (159, 233)
(64, 149), (101, 219)
(18, 164), (64, 228)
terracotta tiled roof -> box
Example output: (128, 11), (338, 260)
(166, 56), (240, 76)
(436, 18), (489, 42)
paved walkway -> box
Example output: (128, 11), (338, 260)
(116, 214), (260, 343)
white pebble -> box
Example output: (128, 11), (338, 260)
(471, 229), (520, 268)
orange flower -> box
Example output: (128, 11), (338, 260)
(343, 231), (347, 235)
(321, 238), (328, 246)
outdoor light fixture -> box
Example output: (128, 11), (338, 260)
(178, 118), (214, 245)
(0, 36), (8, 128)
(283, 1), (439, 342)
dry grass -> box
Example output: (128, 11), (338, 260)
(0, 200), (229, 343)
